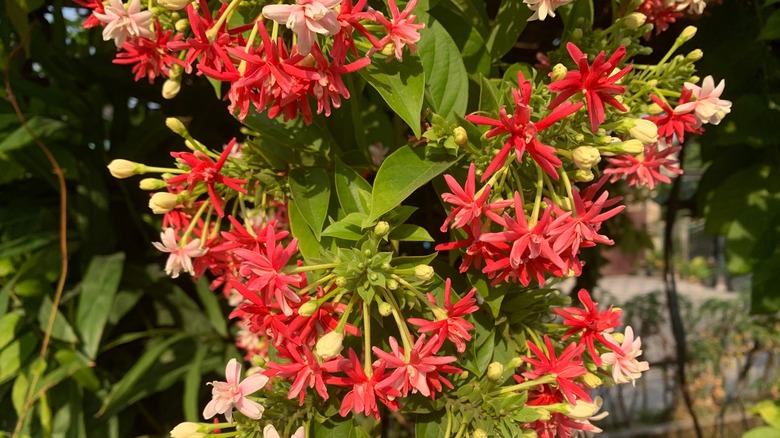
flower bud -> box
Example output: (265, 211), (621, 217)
(566, 399), (601, 419)
(646, 102), (664, 115)
(618, 139), (644, 155)
(315, 330), (344, 359)
(572, 146), (601, 170)
(611, 332), (625, 343)
(107, 159), (144, 178)
(686, 49), (703, 61)
(550, 63), (568, 82)
(157, 0), (191, 10)
(378, 302), (393, 316)
(689, 75), (700, 84)
(628, 119), (658, 144)
(487, 362), (504, 381)
(166, 117), (189, 137)
(381, 42), (396, 56)
(574, 169), (594, 182)
(624, 12), (646, 29)
(170, 422), (205, 438)
(335, 276), (348, 287)
(175, 18), (190, 32)
(414, 265), (434, 282)
(679, 25), (697, 42)
(473, 429), (488, 438)
(374, 221), (390, 238)
(571, 28), (583, 40)
(453, 126), (468, 146)
(162, 79), (181, 100)
(386, 279), (399, 290)
(149, 192), (179, 214)
(558, 197), (572, 212)
(582, 372), (603, 388)
(139, 178), (167, 190)
(297, 301), (319, 317)
(252, 355), (266, 368)
(506, 357), (524, 369)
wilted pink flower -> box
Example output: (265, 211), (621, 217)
(203, 358), (268, 422)
(600, 326), (649, 386)
(152, 228), (207, 278)
(524, 0), (573, 21)
(93, 0), (154, 47)
(675, 76), (732, 127)
(262, 0), (342, 56)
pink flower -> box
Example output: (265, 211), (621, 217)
(264, 345), (340, 404)
(600, 326), (649, 386)
(152, 228), (207, 278)
(524, 0), (573, 21)
(373, 335), (461, 398)
(93, 0), (154, 47)
(264, 424), (305, 438)
(636, 0), (682, 36)
(114, 27), (186, 84)
(371, 0), (425, 61)
(549, 190), (625, 258)
(522, 336), (591, 405)
(203, 358), (268, 422)
(369, 143), (389, 166)
(646, 89), (702, 144)
(548, 43), (631, 133)
(440, 163), (512, 232)
(675, 76), (732, 127)
(553, 289), (623, 365)
(328, 349), (400, 419)
(262, 0), (342, 56)
(408, 279), (480, 353)
(604, 143), (683, 190)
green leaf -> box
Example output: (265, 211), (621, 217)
(759, 10), (780, 40)
(0, 311), (22, 351)
(560, 0), (595, 42)
(752, 400), (780, 429)
(368, 145), (455, 223)
(0, 117), (66, 153)
(288, 200), (325, 260)
(195, 278), (229, 337)
(415, 412), (449, 438)
(334, 158), (372, 215)
(183, 343), (207, 422)
(0, 233), (58, 259)
(418, 20), (469, 122)
(359, 55), (425, 138)
(311, 418), (360, 438)
(322, 216), (366, 241)
(751, 252), (780, 314)
(743, 427), (780, 438)
(76, 252), (125, 359)
(12, 369), (30, 416)
(288, 168), (331, 240)
(0, 332), (37, 385)
(486, 0), (532, 60)
(388, 224), (434, 242)
(38, 294), (79, 343)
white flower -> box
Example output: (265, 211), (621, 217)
(676, 0), (706, 15)
(524, 0), (573, 21)
(203, 358), (269, 422)
(152, 228), (207, 278)
(600, 326), (649, 386)
(93, 0), (154, 47)
(262, 0), (342, 55)
(368, 143), (389, 166)
(264, 424), (305, 438)
(675, 76), (732, 126)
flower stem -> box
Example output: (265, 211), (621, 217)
(181, 200), (211, 246)
(363, 300), (373, 376)
(286, 263), (339, 273)
(559, 168), (578, 218)
(206, 0), (243, 41)
(529, 164), (544, 227)
(382, 288), (414, 361)
(296, 273), (336, 296)
(487, 375), (557, 397)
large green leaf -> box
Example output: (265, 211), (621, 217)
(368, 145), (455, 224)
(288, 167), (331, 240)
(334, 158), (372, 215)
(359, 55), (425, 138)
(759, 9), (780, 40)
(288, 200), (325, 261)
(75, 252), (125, 359)
(195, 278), (228, 337)
(0, 332), (37, 385)
(0, 117), (66, 153)
(418, 20), (469, 122)
(486, 0), (532, 60)
(751, 252), (780, 314)
(38, 295), (79, 343)
(311, 418), (360, 438)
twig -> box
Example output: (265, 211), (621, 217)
(5, 33), (70, 437)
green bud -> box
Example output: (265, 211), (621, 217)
(551, 63), (567, 82)
(414, 265), (435, 282)
(166, 117), (189, 137)
(373, 221), (390, 237)
(139, 178), (167, 190)
(174, 18), (190, 32)
(473, 429), (487, 438)
(623, 12), (646, 29)
(689, 75), (700, 84)
(582, 372), (603, 388)
(453, 126), (468, 146)
(679, 25), (697, 42)
(571, 28), (583, 40)
(487, 362), (504, 381)
(378, 302), (393, 316)
(686, 49), (703, 61)
(297, 301), (319, 317)
(386, 279), (399, 290)
(574, 169), (594, 182)
(335, 276), (348, 287)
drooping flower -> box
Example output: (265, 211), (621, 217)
(548, 43), (631, 133)
(262, 0), (342, 56)
(524, 0), (573, 21)
(203, 358), (268, 422)
(93, 0), (154, 47)
(467, 72), (583, 181)
(604, 144), (683, 190)
(675, 76), (732, 127)
(263, 424), (305, 438)
(646, 89), (702, 144)
(522, 336), (591, 405)
(408, 278), (480, 353)
(600, 326), (650, 386)
(152, 228), (207, 278)
(553, 289), (623, 365)
(371, 0), (425, 61)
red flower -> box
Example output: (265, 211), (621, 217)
(372, 0), (425, 61)
(264, 345), (340, 404)
(645, 89), (702, 144)
(327, 349), (400, 419)
(167, 139), (248, 217)
(548, 189), (625, 257)
(373, 335), (460, 398)
(522, 336), (590, 405)
(288, 287), (361, 346)
(554, 289), (622, 365)
(167, 2), (234, 74)
(440, 163), (512, 232)
(636, 0), (682, 36)
(114, 27), (186, 83)
(408, 279), (479, 353)
(548, 43), (632, 133)
(435, 219), (508, 274)
(604, 143), (683, 189)
(467, 72), (583, 181)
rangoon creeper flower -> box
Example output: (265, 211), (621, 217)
(152, 228), (206, 278)
(93, 0), (154, 47)
(524, 0), (573, 21)
(203, 358), (269, 422)
(264, 424), (305, 438)
(262, 0), (342, 56)
(372, 0), (426, 61)
(170, 422), (204, 438)
(600, 326), (649, 386)
(675, 76), (732, 127)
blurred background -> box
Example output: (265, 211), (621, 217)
(1, 0), (779, 436)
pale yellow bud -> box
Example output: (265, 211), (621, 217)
(414, 265), (435, 282)
(572, 146), (602, 170)
(574, 169), (594, 182)
(297, 301), (319, 317)
(381, 42), (396, 56)
(139, 178), (166, 190)
(175, 19), (189, 32)
(689, 75), (700, 84)
(374, 221), (390, 237)
(566, 399), (600, 419)
(453, 126), (468, 146)
(551, 63), (568, 82)
(162, 79), (181, 100)
(611, 332), (625, 343)
(624, 12), (646, 29)
(170, 422), (205, 438)
(473, 429), (488, 438)
(487, 362), (504, 381)
(157, 0), (191, 10)
(107, 159), (143, 179)
(686, 49), (703, 61)
(646, 102), (664, 115)
(582, 372), (603, 388)
(166, 117), (189, 137)
(335, 276), (348, 287)
(619, 139), (645, 155)
(679, 26), (697, 42)
(628, 119), (658, 144)
(149, 192), (179, 214)
(378, 302), (393, 316)
(315, 330), (344, 359)
(386, 279), (399, 290)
